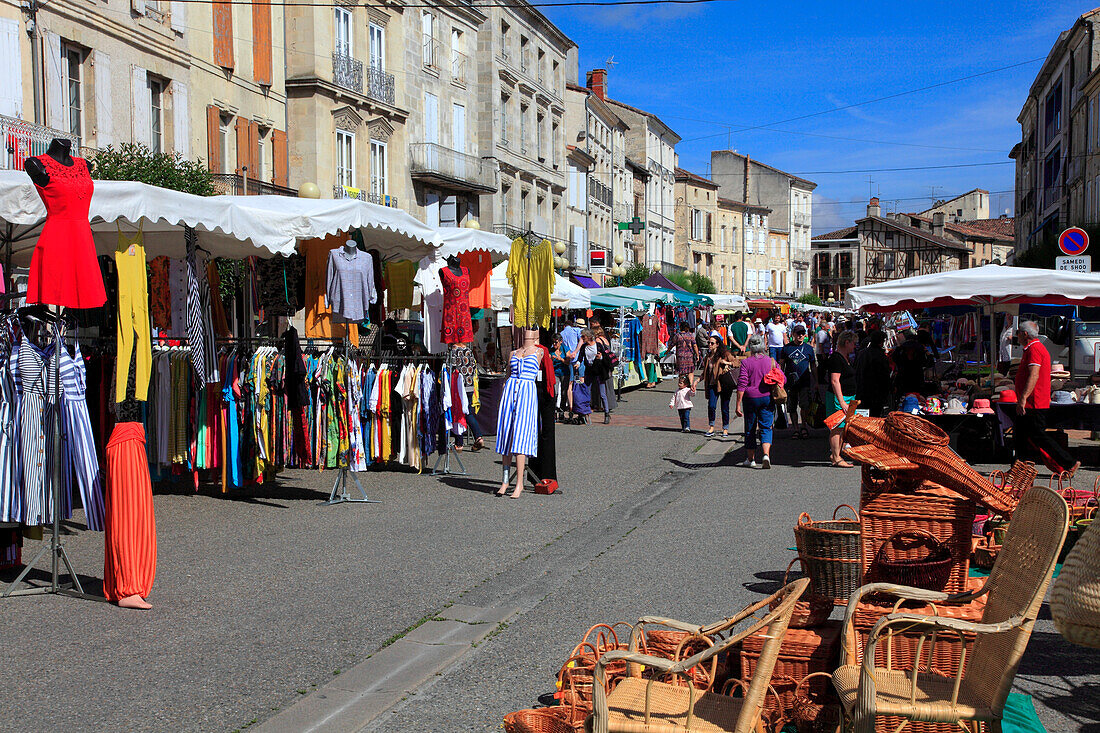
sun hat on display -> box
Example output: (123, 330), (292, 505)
(969, 398), (994, 415)
(1052, 390), (1076, 405)
(998, 389), (1018, 403)
(943, 397), (966, 415)
(900, 394), (922, 414)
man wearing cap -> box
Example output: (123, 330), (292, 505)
(1014, 320), (1080, 476)
(780, 325), (816, 436)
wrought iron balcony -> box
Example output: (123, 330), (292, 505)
(212, 173), (296, 197)
(590, 178), (613, 208)
(365, 66), (395, 106)
(0, 114), (77, 170)
(451, 50), (468, 85)
(410, 142), (497, 193)
(422, 36), (442, 71)
(334, 184), (399, 208)
(332, 51), (363, 94)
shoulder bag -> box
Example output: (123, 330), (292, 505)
(764, 358), (788, 404)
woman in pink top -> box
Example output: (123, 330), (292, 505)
(736, 335), (775, 469)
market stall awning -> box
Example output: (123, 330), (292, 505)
(635, 285), (713, 306)
(0, 172), (443, 262)
(489, 261), (590, 310)
(845, 264), (1100, 312)
(431, 226), (513, 262)
(642, 272), (689, 292)
(572, 274), (601, 289)
(708, 293), (748, 310)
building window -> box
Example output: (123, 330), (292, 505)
(1044, 80), (1062, 146)
(149, 77), (164, 153)
(499, 93), (509, 145)
(257, 126), (270, 181)
(334, 7), (352, 56)
(500, 183), (510, 223)
(520, 188), (528, 226)
(1043, 146), (1061, 209)
(218, 113), (232, 174)
(369, 23), (385, 70)
(520, 102), (528, 155)
(336, 129), (354, 187)
(421, 11), (435, 68)
(691, 209), (706, 241)
(536, 111), (544, 160)
(61, 44), (84, 146)
(370, 140), (387, 198)
(451, 28), (464, 80)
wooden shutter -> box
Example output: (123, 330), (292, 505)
(235, 116), (248, 174)
(251, 0), (272, 86)
(131, 66), (151, 147)
(93, 51), (113, 147)
(213, 1), (233, 69)
(169, 0), (186, 34)
(206, 105), (221, 172)
(173, 81), (189, 157)
(272, 128), (288, 187)
(247, 121), (259, 177)
(0, 18), (21, 118)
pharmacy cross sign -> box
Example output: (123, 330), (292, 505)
(617, 216), (645, 235)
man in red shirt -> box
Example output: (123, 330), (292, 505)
(1014, 321), (1079, 475)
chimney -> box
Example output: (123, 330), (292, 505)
(743, 155), (750, 204)
(586, 69), (607, 100)
(867, 196), (880, 218)
(932, 211), (945, 238)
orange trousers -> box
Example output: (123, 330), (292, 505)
(103, 422), (157, 602)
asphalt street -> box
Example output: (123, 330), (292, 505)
(1, 382), (1096, 732)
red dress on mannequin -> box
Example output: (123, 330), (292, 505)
(27, 155), (107, 309)
(440, 265), (474, 344)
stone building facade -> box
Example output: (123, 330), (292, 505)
(0, 0), (288, 191)
(673, 167), (718, 284)
(478, 1), (574, 243)
(626, 157), (649, 264)
(285, 0), (406, 205)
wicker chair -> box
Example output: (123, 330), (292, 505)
(586, 578), (809, 733)
(831, 486), (1069, 733)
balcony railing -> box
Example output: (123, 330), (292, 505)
(451, 50), (468, 85)
(590, 178), (613, 208)
(0, 115), (77, 171)
(366, 66), (395, 106)
(614, 203), (631, 223)
(792, 211), (810, 227)
(332, 51), (363, 94)
(422, 36), (442, 71)
(334, 184), (399, 208)
(410, 142), (498, 193)
(212, 173), (296, 197)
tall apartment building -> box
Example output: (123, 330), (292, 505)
(479, 1), (574, 242)
(285, 0), (405, 204)
(0, 0), (288, 190)
(626, 157), (649, 264)
(404, 2), (497, 226)
(715, 197), (743, 294)
(585, 69), (678, 271)
(1011, 8), (1100, 259)
(709, 151), (815, 296)
(565, 80), (628, 274)
(918, 188), (990, 223)
(673, 167), (718, 284)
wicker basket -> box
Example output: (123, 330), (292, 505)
(741, 621), (842, 721)
(773, 558), (834, 629)
(789, 672), (842, 733)
(852, 596), (985, 677)
(972, 540), (999, 571)
(860, 482), (975, 593)
(719, 677), (787, 732)
(503, 707), (575, 733)
(874, 529), (955, 591)
(1052, 513), (1100, 649)
(641, 629), (719, 690)
(989, 460), (1036, 498)
(795, 505), (862, 602)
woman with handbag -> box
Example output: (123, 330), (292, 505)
(576, 328), (612, 425)
(700, 335), (736, 437)
(826, 331), (858, 467)
(735, 335), (776, 468)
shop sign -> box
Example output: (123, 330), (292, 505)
(589, 249), (606, 272)
(1056, 255), (1091, 272)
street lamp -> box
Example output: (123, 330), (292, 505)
(614, 254), (625, 265)
(652, 262), (662, 273)
(464, 218), (481, 230)
(298, 182), (321, 199)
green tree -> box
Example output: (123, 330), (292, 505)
(621, 262), (652, 287)
(89, 143), (215, 196)
(798, 293), (823, 306)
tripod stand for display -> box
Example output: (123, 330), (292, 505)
(2, 309), (102, 602)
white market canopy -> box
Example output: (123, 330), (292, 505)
(708, 293), (748, 310)
(0, 171), (440, 262)
(845, 264), (1100, 313)
(489, 260), (590, 310)
(431, 226), (513, 262)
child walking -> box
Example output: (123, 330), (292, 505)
(669, 374), (695, 432)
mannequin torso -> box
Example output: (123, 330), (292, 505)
(25, 138), (76, 187)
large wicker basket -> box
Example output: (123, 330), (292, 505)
(773, 558), (834, 629)
(1052, 515), (1100, 649)
(873, 529), (954, 591)
(794, 505), (862, 602)
(503, 707), (575, 733)
(741, 620), (842, 723)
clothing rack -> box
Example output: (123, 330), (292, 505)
(2, 309), (103, 603)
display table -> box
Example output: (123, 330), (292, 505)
(919, 412), (1003, 462)
(994, 402), (1100, 466)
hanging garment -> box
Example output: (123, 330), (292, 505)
(459, 251), (494, 309)
(155, 353), (171, 466)
(13, 337), (68, 527)
(326, 247), (377, 322)
(103, 422), (156, 603)
(258, 254), (307, 318)
(168, 258), (189, 338)
(506, 237), (555, 329)
(62, 343), (105, 531)
(528, 345), (557, 482)
(440, 266), (475, 344)
(115, 225), (152, 402)
(26, 155), (107, 309)
(415, 264), (447, 354)
(0, 340), (18, 524)
(495, 353), (540, 457)
(205, 260), (232, 339)
(185, 230), (218, 384)
(303, 236), (359, 344)
(148, 256), (173, 332)
(385, 259), (416, 310)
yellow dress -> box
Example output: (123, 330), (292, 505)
(385, 259), (416, 310)
(506, 237), (555, 329)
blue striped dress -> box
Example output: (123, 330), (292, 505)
(495, 353), (540, 457)
(60, 343), (105, 531)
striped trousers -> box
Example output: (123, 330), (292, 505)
(103, 422), (156, 602)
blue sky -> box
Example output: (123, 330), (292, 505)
(541, 0), (1089, 233)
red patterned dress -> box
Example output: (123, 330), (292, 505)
(440, 266), (474, 344)
(28, 155), (107, 309)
